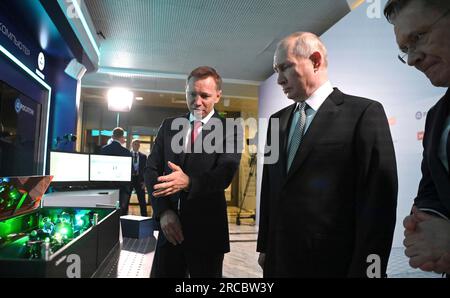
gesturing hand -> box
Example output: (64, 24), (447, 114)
(153, 161), (190, 198)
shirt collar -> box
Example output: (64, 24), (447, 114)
(296, 81), (333, 112)
(189, 109), (215, 124)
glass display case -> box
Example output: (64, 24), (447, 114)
(0, 176), (120, 277)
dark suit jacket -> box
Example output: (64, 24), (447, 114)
(145, 112), (242, 254)
(100, 140), (132, 191)
(415, 89), (450, 217)
(132, 151), (147, 181)
(257, 88), (398, 278)
(101, 140), (132, 158)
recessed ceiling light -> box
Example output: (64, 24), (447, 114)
(135, 97), (144, 101)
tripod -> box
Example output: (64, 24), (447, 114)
(236, 153), (257, 225)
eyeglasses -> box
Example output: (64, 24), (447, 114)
(398, 9), (450, 64)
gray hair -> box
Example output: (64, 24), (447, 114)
(277, 32), (328, 67)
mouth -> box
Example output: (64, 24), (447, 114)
(192, 109), (204, 116)
(421, 62), (439, 76)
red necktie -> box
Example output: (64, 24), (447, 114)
(191, 120), (202, 144)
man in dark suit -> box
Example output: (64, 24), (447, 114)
(100, 127), (132, 215)
(384, 0), (450, 274)
(145, 66), (242, 278)
(130, 139), (148, 216)
(256, 32), (398, 278)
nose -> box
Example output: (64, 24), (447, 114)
(277, 72), (286, 86)
(193, 95), (202, 106)
(407, 50), (424, 67)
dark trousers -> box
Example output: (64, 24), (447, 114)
(130, 175), (148, 216)
(150, 241), (224, 278)
(119, 185), (131, 216)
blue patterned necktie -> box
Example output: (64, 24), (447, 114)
(287, 102), (307, 172)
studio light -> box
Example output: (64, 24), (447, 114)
(107, 88), (134, 112)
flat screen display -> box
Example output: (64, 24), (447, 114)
(49, 152), (89, 182)
(90, 155), (131, 182)
(0, 81), (42, 177)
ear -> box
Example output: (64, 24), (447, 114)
(310, 52), (322, 71)
(214, 89), (222, 104)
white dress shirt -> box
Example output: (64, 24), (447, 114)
(184, 109), (216, 152)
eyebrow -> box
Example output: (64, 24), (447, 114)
(190, 91), (212, 97)
(273, 62), (287, 72)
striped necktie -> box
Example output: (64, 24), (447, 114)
(287, 102), (307, 172)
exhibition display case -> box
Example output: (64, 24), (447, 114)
(0, 176), (120, 277)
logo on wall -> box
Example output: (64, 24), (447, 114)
(14, 98), (35, 116)
(35, 52), (46, 80)
(415, 111), (428, 120)
(388, 117), (397, 126)
(38, 52), (45, 71)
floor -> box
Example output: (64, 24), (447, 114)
(105, 203), (442, 278)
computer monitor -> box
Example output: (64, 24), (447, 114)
(50, 151), (89, 182)
(89, 155), (132, 182)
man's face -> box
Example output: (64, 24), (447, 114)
(393, 1), (450, 87)
(132, 141), (140, 151)
(273, 41), (317, 102)
(186, 76), (221, 119)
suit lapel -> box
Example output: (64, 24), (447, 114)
(278, 104), (296, 176)
(178, 113), (191, 167)
(285, 89), (342, 184)
(428, 91), (450, 208)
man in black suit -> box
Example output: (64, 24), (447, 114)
(145, 66), (242, 278)
(384, 0), (450, 274)
(256, 32), (398, 278)
(130, 139), (148, 216)
(100, 127), (132, 215)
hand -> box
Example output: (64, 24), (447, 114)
(416, 252), (450, 274)
(404, 208), (450, 269)
(403, 206), (420, 235)
(258, 253), (265, 270)
(160, 209), (184, 245)
(153, 162), (190, 198)
(433, 252), (450, 274)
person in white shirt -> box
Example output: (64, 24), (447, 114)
(257, 32), (398, 277)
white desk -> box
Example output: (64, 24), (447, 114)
(42, 189), (119, 208)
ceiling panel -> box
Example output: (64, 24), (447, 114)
(82, 0), (350, 98)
